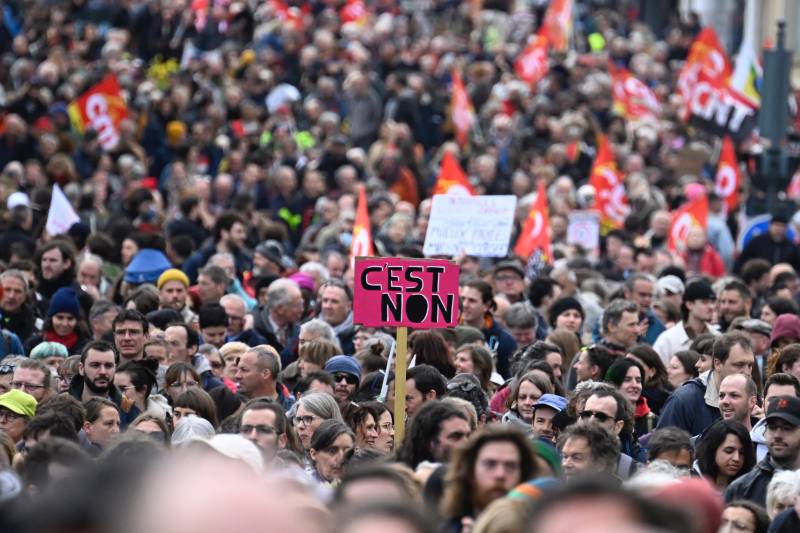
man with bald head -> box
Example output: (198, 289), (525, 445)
(220, 294), (266, 347)
(718, 373), (757, 432)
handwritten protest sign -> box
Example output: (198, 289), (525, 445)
(567, 210), (601, 258)
(423, 195), (517, 257)
(353, 257), (460, 328)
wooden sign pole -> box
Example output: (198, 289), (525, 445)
(393, 326), (408, 445)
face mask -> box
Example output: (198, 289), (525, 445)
(340, 233), (353, 247)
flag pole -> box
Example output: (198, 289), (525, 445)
(393, 326), (408, 445)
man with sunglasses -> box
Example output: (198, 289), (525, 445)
(324, 355), (361, 407)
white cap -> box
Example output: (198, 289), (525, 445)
(6, 191), (29, 210)
(198, 434), (264, 474)
(657, 275), (685, 296)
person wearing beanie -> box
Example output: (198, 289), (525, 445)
(769, 314), (800, 351)
(324, 355), (361, 405)
(25, 287), (91, 355)
(548, 296), (585, 336)
(653, 279), (719, 366)
(29, 341), (68, 374)
(157, 268), (196, 325)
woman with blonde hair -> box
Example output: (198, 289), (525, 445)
(219, 342), (249, 380)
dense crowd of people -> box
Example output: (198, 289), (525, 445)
(1, 1), (800, 532)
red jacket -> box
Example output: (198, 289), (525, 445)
(682, 244), (725, 278)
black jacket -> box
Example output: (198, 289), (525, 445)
(252, 304), (300, 367)
(724, 456), (776, 507)
(0, 304), (38, 343)
(735, 234), (800, 274)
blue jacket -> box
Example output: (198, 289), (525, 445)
(0, 328), (25, 359)
(656, 375), (720, 436)
(482, 315), (517, 379)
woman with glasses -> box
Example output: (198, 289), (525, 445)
(115, 359), (171, 422)
(163, 362), (202, 404)
(309, 419), (355, 485)
(359, 401), (394, 454)
(293, 392), (344, 451)
(695, 419), (756, 492)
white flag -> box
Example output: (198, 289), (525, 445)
(46, 184), (81, 236)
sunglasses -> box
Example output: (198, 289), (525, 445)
(240, 424), (278, 436)
(333, 373), (358, 385)
(579, 410), (616, 423)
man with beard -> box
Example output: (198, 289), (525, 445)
(182, 211), (252, 284)
(725, 396), (800, 506)
(67, 340), (140, 428)
(718, 280), (753, 333)
(238, 398), (294, 464)
(440, 425), (539, 530)
(157, 268), (195, 324)
(34, 239), (90, 316)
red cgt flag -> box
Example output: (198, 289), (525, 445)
(677, 27), (732, 120)
(514, 181), (552, 261)
(540, 0), (572, 52)
(450, 69), (475, 147)
(350, 184), (374, 268)
(67, 74), (128, 151)
(432, 152), (475, 196)
(515, 34), (549, 88)
(714, 136), (741, 213)
(668, 194), (709, 253)
(589, 135), (630, 231)
(609, 62), (661, 120)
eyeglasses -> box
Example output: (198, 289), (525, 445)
(447, 381), (479, 393)
(333, 373), (358, 385)
(168, 381), (198, 390)
(240, 424), (278, 436)
(579, 410), (616, 423)
(210, 361), (224, 369)
(293, 415), (317, 427)
(10, 381), (47, 391)
(0, 364), (14, 375)
(117, 385), (136, 393)
(0, 409), (24, 422)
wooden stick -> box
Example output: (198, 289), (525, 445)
(393, 326), (408, 445)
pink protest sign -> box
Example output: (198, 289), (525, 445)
(353, 257), (460, 328)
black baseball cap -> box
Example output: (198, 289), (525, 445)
(765, 396), (800, 427)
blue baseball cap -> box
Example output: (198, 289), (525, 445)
(533, 394), (567, 413)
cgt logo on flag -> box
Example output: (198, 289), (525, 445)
(68, 74), (128, 151)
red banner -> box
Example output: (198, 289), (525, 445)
(589, 136), (630, 231)
(68, 74), (128, 151)
(609, 62), (660, 120)
(350, 184), (374, 270)
(540, 0), (572, 52)
(515, 35), (549, 88)
(514, 180), (552, 260)
(450, 69), (475, 147)
(432, 152), (475, 196)
(714, 136), (741, 213)
(668, 194), (709, 253)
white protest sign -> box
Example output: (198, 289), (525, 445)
(423, 195), (517, 257)
(45, 184), (81, 236)
(567, 210), (601, 257)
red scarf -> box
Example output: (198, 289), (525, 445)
(635, 395), (651, 419)
(44, 330), (79, 350)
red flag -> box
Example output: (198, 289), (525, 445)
(668, 194), (709, 253)
(350, 184), (374, 268)
(67, 74), (128, 151)
(340, 0), (367, 25)
(540, 0), (572, 52)
(450, 69), (475, 147)
(788, 171), (800, 199)
(714, 136), (741, 213)
(677, 28), (732, 120)
(515, 34), (549, 88)
(514, 181), (551, 260)
(589, 136), (630, 231)
(609, 62), (661, 120)
(432, 152), (475, 196)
